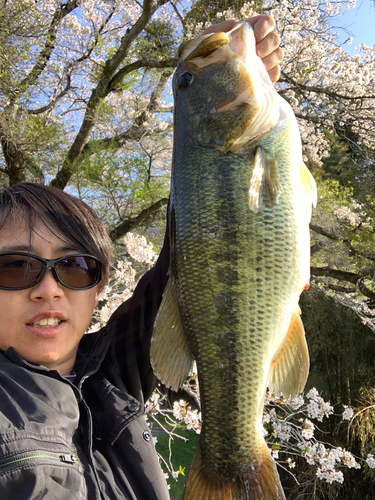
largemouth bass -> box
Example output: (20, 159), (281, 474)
(151, 21), (317, 500)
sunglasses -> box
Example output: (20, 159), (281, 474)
(0, 252), (102, 290)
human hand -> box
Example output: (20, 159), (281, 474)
(202, 16), (283, 83)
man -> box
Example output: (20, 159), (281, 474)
(0, 16), (282, 500)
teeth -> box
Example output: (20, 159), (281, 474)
(32, 318), (62, 327)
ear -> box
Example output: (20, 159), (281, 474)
(93, 286), (99, 309)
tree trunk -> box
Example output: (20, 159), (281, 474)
(1, 137), (26, 185)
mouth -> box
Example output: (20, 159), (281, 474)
(26, 311), (67, 329)
(179, 22), (280, 152)
(29, 318), (63, 328)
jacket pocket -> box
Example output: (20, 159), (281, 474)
(0, 436), (88, 500)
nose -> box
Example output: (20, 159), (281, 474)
(29, 268), (64, 301)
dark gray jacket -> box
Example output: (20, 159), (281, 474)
(0, 237), (170, 500)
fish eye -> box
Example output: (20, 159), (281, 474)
(177, 73), (194, 90)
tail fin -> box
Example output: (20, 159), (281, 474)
(183, 441), (286, 500)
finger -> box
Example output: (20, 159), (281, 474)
(202, 14), (276, 37)
(246, 15), (275, 42)
(200, 15), (283, 82)
(260, 48), (283, 82)
(267, 65), (281, 84)
(202, 20), (237, 35)
(256, 31), (281, 59)
(258, 45), (284, 73)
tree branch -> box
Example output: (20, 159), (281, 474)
(18, 1), (79, 91)
(50, 0), (169, 190)
(108, 58), (177, 92)
(26, 75), (72, 115)
(157, 105), (174, 114)
(79, 69), (173, 157)
(310, 223), (375, 262)
(170, 1), (186, 29)
(357, 279), (375, 302)
(310, 266), (360, 284)
(182, 382), (201, 410)
(102, 0), (155, 76)
(310, 223), (342, 241)
(280, 72), (375, 102)
(0, 121), (44, 184)
(314, 281), (358, 294)
(25, 4), (117, 117)
(109, 197), (168, 242)
(293, 111), (322, 124)
(80, 6), (117, 62)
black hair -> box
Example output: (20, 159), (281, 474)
(0, 183), (113, 289)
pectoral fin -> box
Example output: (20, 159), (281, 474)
(150, 280), (194, 391)
(249, 146), (281, 213)
(268, 308), (309, 398)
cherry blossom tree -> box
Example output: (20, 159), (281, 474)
(1, 0), (374, 244)
(0, 0), (177, 240)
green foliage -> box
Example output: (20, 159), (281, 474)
(0, 1), (47, 90)
(350, 388), (375, 477)
(301, 287), (375, 406)
(315, 178), (353, 213)
(153, 421), (199, 500)
(0, 109), (67, 184)
(322, 129), (358, 186)
(311, 180), (375, 277)
(185, 0), (264, 27)
(73, 140), (170, 231)
(135, 20), (180, 61)
(322, 126), (375, 201)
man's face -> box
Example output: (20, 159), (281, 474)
(0, 220), (99, 376)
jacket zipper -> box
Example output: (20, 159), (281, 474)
(0, 453), (81, 472)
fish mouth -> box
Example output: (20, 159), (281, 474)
(179, 22), (280, 151)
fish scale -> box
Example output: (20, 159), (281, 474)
(151, 21), (316, 500)
(174, 146), (295, 455)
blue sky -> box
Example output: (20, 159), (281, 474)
(336, 0), (375, 53)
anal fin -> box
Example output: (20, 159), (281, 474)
(268, 308), (309, 398)
(150, 280), (194, 392)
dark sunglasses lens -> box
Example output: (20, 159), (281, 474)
(0, 254), (43, 288)
(56, 256), (100, 288)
